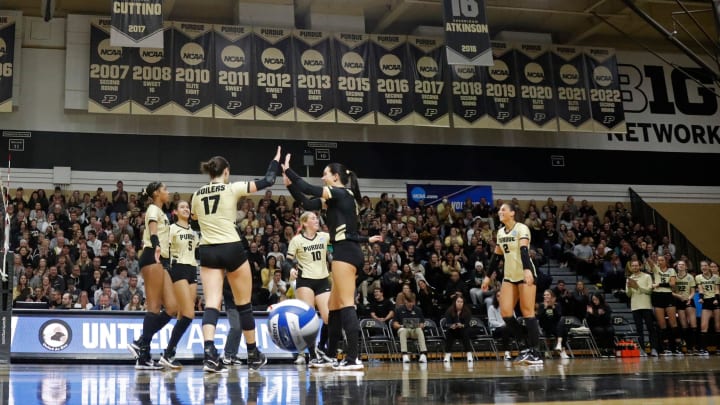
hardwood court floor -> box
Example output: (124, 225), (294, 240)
(5, 356), (720, 404)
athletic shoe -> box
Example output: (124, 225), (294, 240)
(660, 350), (672, 356)
(309, 357), (334, 368)
(315, 348), (334, 363)
(466, 352), (473, 363)
(332, 358), (363, 371)
(698, 349), (710, 356)
(127, 339), (144, 360)
(418, 354), (427, 363)
(650, 349), (659, 357)
(523, 350), (544, 366)
(221, 355), (243, 366)
(294, 355), (306, 365)
(203, 347), (228, 374)
(503, 351), (512, 361)
(248, 348), (267, 371)
(554, 343), (562, 352)
(560, 350), (570, 359)
(443, 353), (452, 363)
(513, 349), (531, 364)
(402, 354), (410, 363)
(136, 358), (163, 370)
(673, 350), (684, 356)
(159, 350), (182, 370)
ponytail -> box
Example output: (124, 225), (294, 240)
(200, 156), (229, 178)
(140, 181), (163, 203)
(346, 170), (363, 205)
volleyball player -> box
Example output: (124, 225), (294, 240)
(651, 256), (680, 355)
(282, 154), (381, 371)
(191, 148), (281, 373)
(672, 260), (697, 355)
(483, 203), (542, 365)
(283, 210), (333, 367)
(695, 261), (717, 356)
(127, 182), (177, 370)
(159, 201), (198, 370)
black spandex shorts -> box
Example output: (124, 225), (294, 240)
(296, 277), (331, 295)
(675, 297), (695, 310)
(651, 292), (675, 308)
(330, 241), (364, 272)
(170, 263), (198, 284)
(139, 247), (170, 269)
(198, 241), (248, 272)
(701, 299), (719, 311)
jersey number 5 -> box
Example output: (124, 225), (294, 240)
(201, 195), (220, 214)
(502, 243), (510, 254)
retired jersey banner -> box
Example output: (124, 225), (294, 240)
(586, 47), (626, 133)
(213, 25), (254, 120)
(479, 41), (521, 129)
(552, 46), (593, 132)
(516, 43), (558, 132)
(110, 0), (163, 48)
(0, 16), (15, 113)
(89, 18), (132, 114)
(333, 32), (374, 124)
(443, 0), (492, 66)
(171, 22), (214, 117)
(293, 30), (335, 122)
(253, 27), (294, 121)
(408, 37), (449, 127)
(130, 23), (172, 115)
(450, 64), (487, 128)
(371, 35), (413, 125)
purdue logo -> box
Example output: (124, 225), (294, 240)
(559, 64), (580, 86)
(261, 47), (285, 71)
(489, 60), (509, 82)
(0, 38), (6, 58)
(379, 54), (402, 77)
(39, 320), (72, 352)
(180, 43), (205, 66)
(97, 39), (123, 62)
(416, 56), (439, 79)
(524, 62), (544, 84)
(341, 52), (365, 75)
(221, 45), (245, 69)
(301, 49), (325, 73)
(140, 48), (164, 64)
(453, 65), (475, 80)
(593, 66), (613, 87)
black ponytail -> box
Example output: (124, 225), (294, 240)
(200, 156), (229, 178)
(140, 181), (163, 204)
(347, 171), (363, 205)
(326, 162), (362, 204)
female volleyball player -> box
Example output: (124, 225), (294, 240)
(282, 154), (381, 371)
(651, 255), (680, 355)
(159, 201), (198, 370)
(191, 148), (281, 373)
(695, 260), (717, 355)
(672, 260), (697, 354)
(127, 182), (177, 370)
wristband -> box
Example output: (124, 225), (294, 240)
(150, 235), (160, 249)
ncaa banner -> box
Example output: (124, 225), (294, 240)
(171, 22), (214, 117)
(130, 22), (173, 115)
(450, 64), (487, 128)
(552, 46), (593, 132)
(213, 25), (254, 120)
(371, 35), (414, 125)
(253, 27), (295, 121)
(516, 43), (558, 132)
(0, 16), (15, 113)
(442, 0), (492, 66)
(585, 47), (626, 133)
(110, 0), (163, 48)
(333, 32), (374, 124)
(408, 37), (449, 127)
(478, 41), (521, 129)
(88, 18), (132, 114)
(293, 30), (335, 122)
(406, 184), (493, 211)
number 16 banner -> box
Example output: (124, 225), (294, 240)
(443, 0), (493, 66)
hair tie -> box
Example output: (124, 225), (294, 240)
(346, 170), (350, 175)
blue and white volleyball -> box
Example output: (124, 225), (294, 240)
(267, 299), (321, 352)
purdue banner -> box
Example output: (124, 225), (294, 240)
(408, 37), (449, 127)
(171, 22), (214, 117)
(88, 18), (132, 114)
(253, 27), (294, 121)
(479, 41), (521, 129)
(213, 25), (254, 120)
(442, 0), (492, 66)
(293, 30), (335, 122)
(110, 0), (163, 48)
(371, 35), (413, 125)
(130, 23), (173, 115)
(552, 46), (592, 132)
(516, 43), (558, 132)
(450, 64), (487, 128)
(333, 32), (374, 124)
(586, 47), (626, 133)
(0, 16), (15, 113)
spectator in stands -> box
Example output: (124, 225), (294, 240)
(59, 293), (74, 310)
(94, 281), (120, 309)
(369, 288), (395, 324)
(487, 291), (512, 360)
(392, 296), (428, 363)
(425, 253), (444, 290)
(553, 280), (571, 311)
(111, 266), (129, 292)
(442, 295), (473, 363)
(125, 293), (145, 311)
(443, 270), (468, 305)
(570, 281), (590, 320)
(47, 265), (66, 293)
(381, 262), (402, 301)
(657, 236), (676, 259)
(586, 292), (615, 356)
(537, 289), (566, 358)
(416, 275), (440, 320)
(118, 274), (144, 309)
(13, 273), (29, 301)
(395, 283), (416, 307)
(602, 252), (625, 293)
(573, 236), (595, 282)
(627, 259), (657, 356)
(48, 289), (64, 309)
(267, 270), (287, 305)
(92, 293), (118, 311)
(111, 181), (128, 222)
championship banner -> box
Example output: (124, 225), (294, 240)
(171, 22), (214, 117)
(449, 64), (487, 128)
(110, 0), (163, 48)
(408, 37), (449, 127)
(371, 35), (413, 125)
(516, 43), (558, 132)
(253, 27), (295, 121)
(333, 32), (374, 124)
(293, 30), (335, 122)
(88, 18), (132, 114)
(130, 22), (173, 115)
(442, 0), (493, 66)
(479, 41), (521, 129)
(213, 25), (254, 120)
(0, 15), (15, 113)
(585, 47), (626, 133)
(407, 184), (493, 211)
(552, 46), (593, 132)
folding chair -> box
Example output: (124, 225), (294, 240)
(359, 318), (396, 361)
(468, 317), (499, 360)
(421, 319), (446, 360)
(612, 315), (641, 347)
(563, 316), (601, 357)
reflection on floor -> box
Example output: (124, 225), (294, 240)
(6, 357), (720, 405)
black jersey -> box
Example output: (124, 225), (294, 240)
(324, 186), (360, 243)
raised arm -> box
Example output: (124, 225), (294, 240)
(249, 146), (282, 194)
(281, 153), (327, 198)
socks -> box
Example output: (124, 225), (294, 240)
(524, 317), (540, 350)
(318, 323), (329, 352)
(140, 311), (172, 345)
(326, 310), (342, 357)
(166, 316), (193, 353)
(340, 307), (360, 361)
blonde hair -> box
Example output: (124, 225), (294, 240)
(299, 211), (315, 232)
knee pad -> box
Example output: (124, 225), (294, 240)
(237, 303), (255, 331)
(202, 307), (220, 327)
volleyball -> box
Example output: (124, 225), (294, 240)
(267, 299), (321, 352)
